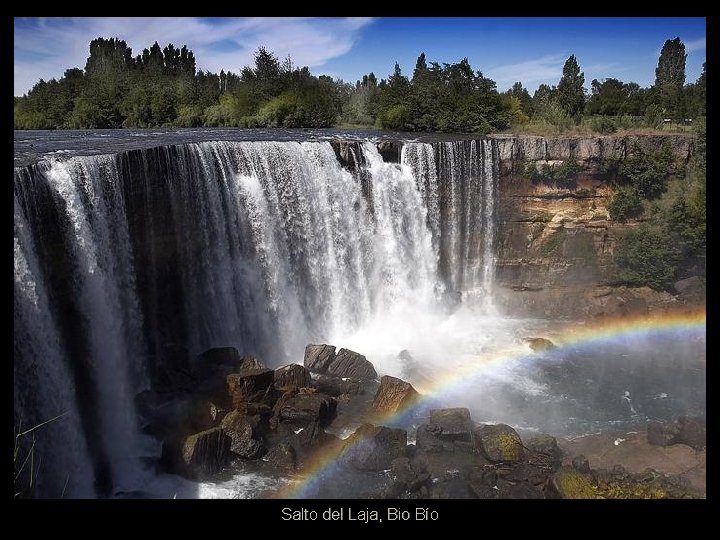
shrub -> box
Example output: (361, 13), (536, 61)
(613, 226), (680, 290)
(608, 186), (643, 222)
(618, 142), (674, 199)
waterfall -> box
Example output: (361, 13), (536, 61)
(13, 138), (498, 497)
(403, 140), (497, 305)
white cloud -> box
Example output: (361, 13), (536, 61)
(14, 17), (374, 95)
(486, 54), (567, 91)
(685, 37), (706, 52)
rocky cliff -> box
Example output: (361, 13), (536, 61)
(487, 133), (699, 318)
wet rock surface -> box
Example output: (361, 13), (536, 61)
(146, 340), (704, 498)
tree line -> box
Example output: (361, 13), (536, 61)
(14, 36), (705, 132)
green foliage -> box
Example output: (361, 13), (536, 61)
(618, 142), (674, 199)
(524, 156), (580, 189)
(608, 186), (643, 221)
(655, 37), (687, 121)
(557, 55), (585, 120)
(614, 226), (681, 290)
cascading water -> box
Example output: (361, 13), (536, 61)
(13, 138), (499, 498)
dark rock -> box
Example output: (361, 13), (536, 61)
(187, 399), (227, 432)
(342, 424), (407, 470)
(265, 442), (297, 472)
(525, 337), (557, 351)
(676, 416), (706, 450)
(220, 410), (264, 459)
(372, 375), (420, 413)
(429, 478), (476, 499)
(153, 343), (195, 393)
(313, 374), (360, 397)
(226, 368), (275, 407)
(415, 423), (451, 453)
(198, 346), (241, 369)
(327, 348), (377, 380)
(507, 483), (544, 499)
(526, 433), (562, 463)
(274, 364), (311, 390)
(428, 408), (473, 442)
(390, 456), (431, 493)
(648, 417), (706, 450)
(474, 424), (525, 462)
(180, 427), (231, 478)
(278, 393), (337, 428)
(304, 344), (336, 373)
(376, 141), (401, 163)
(239, 355), (264, 371)
(571, 454), (591, 473)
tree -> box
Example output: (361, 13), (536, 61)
(654, 37), (686, 120)
(557, 55), (585, 119)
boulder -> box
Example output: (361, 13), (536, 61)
(278, 393), (337, 428)
(239, 355), (264, 371)
(526, 433), (562, 463)
(304, 344), (336, 373)
(274, 364), (311, 390)
(427, 408), (473, 442)
(647, 417), (706, 450)
(265, 442), (297, 472)
(571, 454), (591, 473)
(180, 427), (231, 477)
(313, 374), (360, 397)
(327, 348), (377, 380)
(197, 346), (241, 369)
(341, 424), (408, 470)
(390, 457), (430, 493)
(226, 368), (275, 407)
(372, 375), (420, 413)
(525, 337), (557, 352)
(220, 410), (264, 459)
(474, 424), (525, 463)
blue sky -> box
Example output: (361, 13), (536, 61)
(14, 17), (705, 97)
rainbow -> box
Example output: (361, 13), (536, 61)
(274, 308), (706, 498)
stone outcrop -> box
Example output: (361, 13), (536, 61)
(180, 427), (231, 478)
(341, 424), (408, 470)
(372, 375), (419, 413)
(274, 364), (311, 390)
(226, 368), (275, 408)
(327, 348), (377, 380)
(474, 423), (525, 463)
(647, 417), (706, 450)
(303, 344), (337, 372)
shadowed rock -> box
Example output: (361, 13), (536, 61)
(278, 393), (337, 428)
(220, 410), (264, 459)
(304, 344), (337, 372)
(313, 374), (360, 397)
(428, 408), (473, 441)
(226, 368), (275, 407)
(342, 424), (408, 470)
(180, 427), (231, 478)
(274, 364), (311, 390)
(265, 442), (297, 472)
(327, 348), (377, 380)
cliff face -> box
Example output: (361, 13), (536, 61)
(487, 134), (698, 318)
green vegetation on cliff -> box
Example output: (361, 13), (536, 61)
(612, 120), (706, 291)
